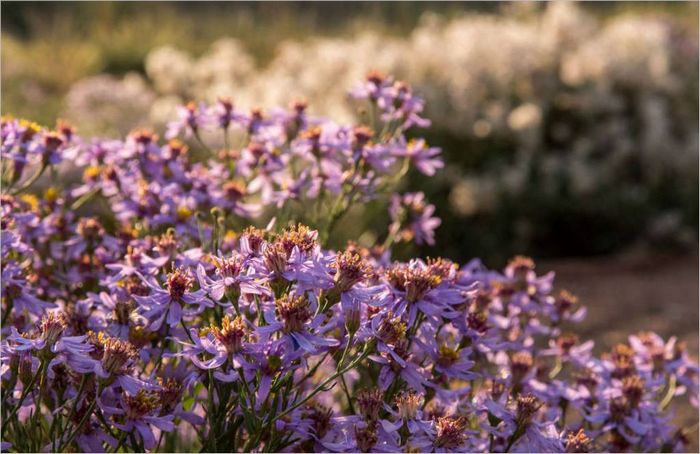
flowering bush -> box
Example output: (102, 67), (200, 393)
(60, 2), (699, 259)
(1, 73), (697, 453)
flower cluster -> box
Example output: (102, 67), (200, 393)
(62, 2), (698, 255)
(1, 74), (697, 453)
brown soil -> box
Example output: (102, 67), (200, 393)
(541, 252), (699, 450)
(541, 253), (698, 356)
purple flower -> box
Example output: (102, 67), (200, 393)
(257, 293), (339, 354)
(134, 267), (213, 331)
(389, 192), (441, 246)
(166, 102), (209, 139)
(7, 313), (96, 373)
(2, 263), (56, 317)
(196, 253), (267, 303)
(392, 138), (443, 176)
(102, 390), (175, 450)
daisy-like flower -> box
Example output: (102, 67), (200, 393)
(258, 293), (339, 353)
(385, 260), (460, 325)
(101, 390), (175, 451)
(165, 101), (209, 139)
(176, 314), (252, 383)
(8, 313), (96, 373)
(391, 138), (443, 176)
(389, 192), (441, 246)
(196, 252), (267, 303)
(134, 267), (213, 331)
(2, 263), (56, 316)
(88, 331), (154, 394)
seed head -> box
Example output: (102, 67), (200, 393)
(434, 416), (468, 449)
(333, 250), (371, 292)
(356, 388), (383, 421)
(40, 312), (67, 346)
(241, 226), (265, 254)
(376, 312), (407, 345)
(507, 256), (535, 280)
(386, 264), (441, 303)
(622, 375), (645, 408)
(354, 424), (378, 452)
(515, 394), (542, 426)
(214, 254), (244, 280)
(437, 344), (461, 368)
(467, 310), (489, 334)
(555, 290), (579, 316)
(608, 344), (635, 379)
(167, 268), (193, 300)
(302, 402), (333, 439)
(511, 351), (533, 382)
(263, 242), (288, 277)
(222, 181), (246, 201)
(112, 300), (136, 326)
(395, 391), (423, 420)
(210, 315), (247, 354)
(276, 294), (312, 333)
(565, 428), (593, 453)
(556, 333), (579, 354)
(77, 218), (103, 240)
(278, 224), (318, 256)
(352, 126), (374, 149)
(124, 390), (161, 419)
(426, 257), (457, 282)
(100, 334), (138, 375)
(155, 231), (178, 258)
(157, 377), (184, 414)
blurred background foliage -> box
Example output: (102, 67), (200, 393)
(2, 1), (698, 265)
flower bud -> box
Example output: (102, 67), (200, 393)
(40, 312), (67, 351)
(434, 416), (468, 449)
(19, 353), (34, 387)
(356, 388), (383, 422)
(395, 391), (423, 420)
(342, 297), (361, 336)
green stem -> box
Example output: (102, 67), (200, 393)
(339, 374), (355, 414)
(3, 359), (46, 437)
(61, 398), (97, 450)
(10, 162), (47, 195)
(194, 131), (213, 155)
(273, 346), (371, 423)
(336, 333), (355, 371)
(64, 374), (89, 430)
(70, 187), (101, 211)
(112, 431), (127, 453)
(181, 319), (196, 344)
(658, 374), (677, 411)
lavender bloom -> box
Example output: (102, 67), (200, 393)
(7, 313), (96, 373)
(103, 245), (168, 285)
(2, 263), (56, 317)
(196, 253), (267, 303)
(389, 192), (441, 246)
(350, 72), (431, 131)
(134, 267), (213, 331)
(392, 138), (443, 176)
(102, 390), (175, 450)
(258, 293), (339, 354)
(165, 102), (209, 139)
(1, 73), (697, 453)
